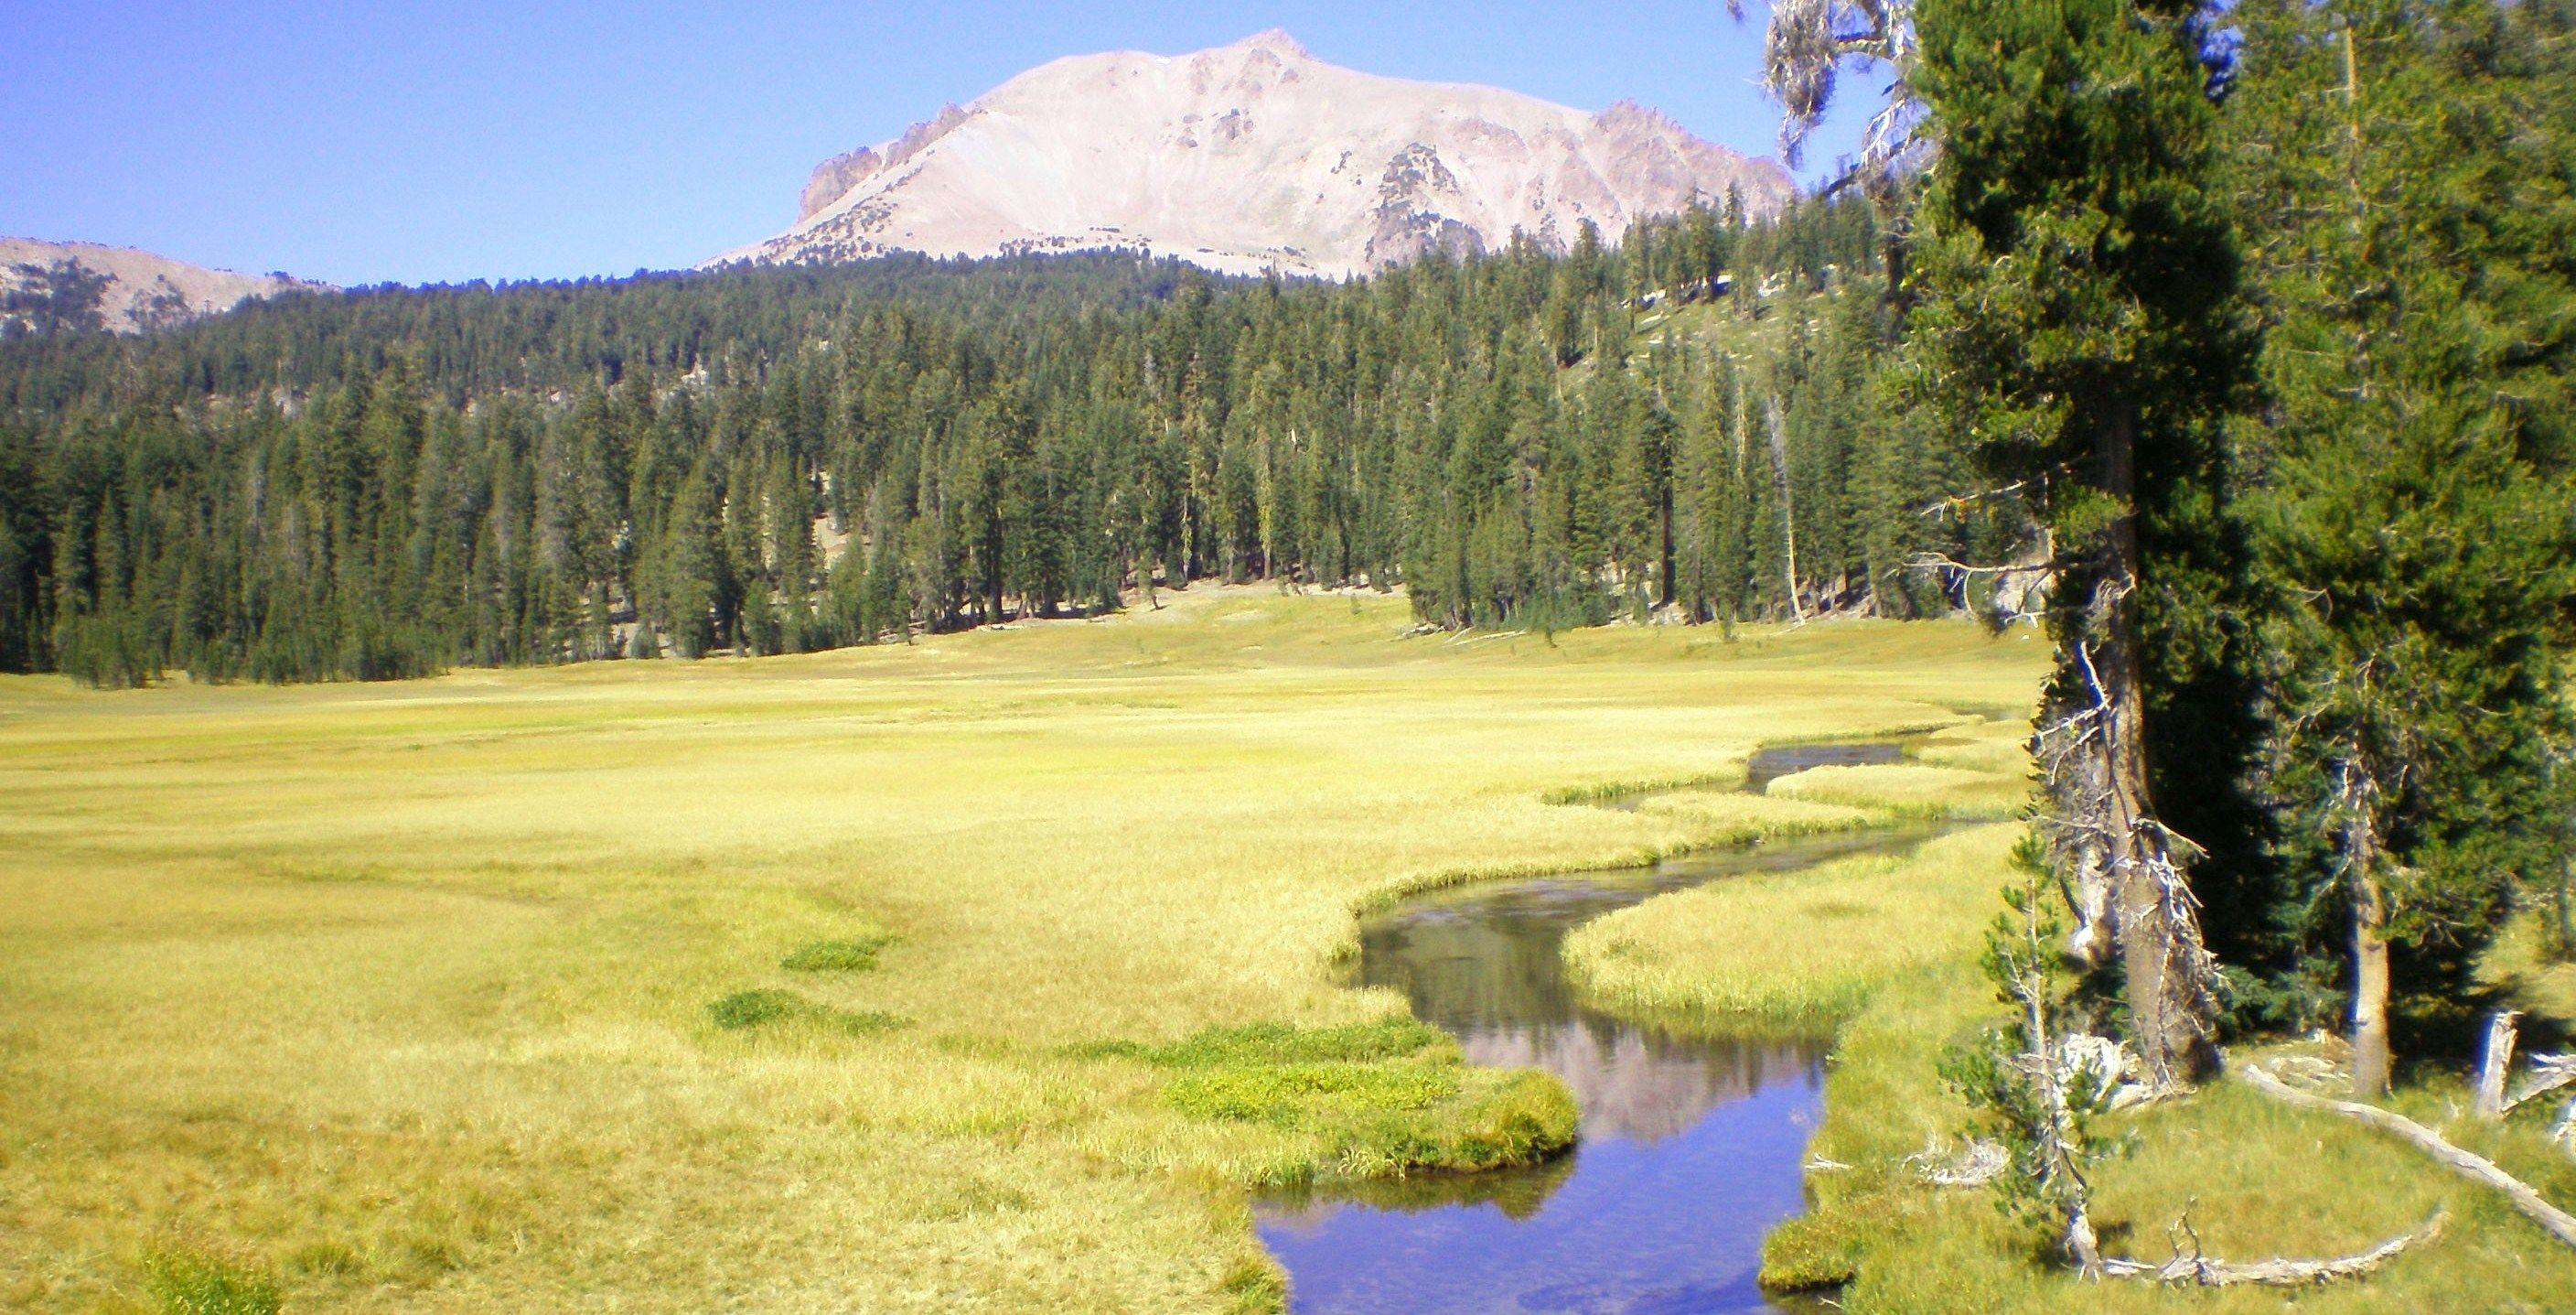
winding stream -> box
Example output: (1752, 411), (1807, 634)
(1255, 743), (1932, 1315)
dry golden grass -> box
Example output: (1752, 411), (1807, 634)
(0, 588), (2047, 1313)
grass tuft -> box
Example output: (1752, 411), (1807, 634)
(708, 988), (907, 1036)
(707, 988), (802, 1029)
(284, 1241), (359, 1277)
(142, 1250), (279, 1315)
(780, 934), (893, 973)
(1165, 1062), (1460, 1125)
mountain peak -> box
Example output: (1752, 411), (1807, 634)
(728, 37), (1795, 279)
(1228, 28), (1311, 59)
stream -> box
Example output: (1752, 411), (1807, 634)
(1255, 742), (1932, 1314)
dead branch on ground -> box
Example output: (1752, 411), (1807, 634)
(2241, 1061), (2576, 1249)
(2099, 1207), (2444, 1287)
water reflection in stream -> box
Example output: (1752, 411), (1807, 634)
(1256, 744), (1933, 1315)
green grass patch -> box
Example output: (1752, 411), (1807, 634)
(142, 1250), (279, 1315)
(1099, 1017), (1575, 1184)
(708, 988), (907, 1036)
(1166, 1062), (1462, 1124)
(780, 934), (893, 973)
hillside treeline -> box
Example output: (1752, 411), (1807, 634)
(0, 196), (1978, 684)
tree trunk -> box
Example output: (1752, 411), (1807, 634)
(1764, 395), (1805, 623)
(2351, 871), (2393, 1098)
(2093, 404), (2220, 1090)
(2474, 1012), (2519, 1120)
(2098, 614), (2220, 1088)
(2337, 755), (2395, 1100)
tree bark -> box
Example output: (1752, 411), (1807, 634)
(2093, 404), (2220, 1089)
(2339, 756), (2395, 1100)
(2352, 873), (2393, 1098)
(1764, 395), (1806, 624)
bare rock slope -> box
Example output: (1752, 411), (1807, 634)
(717, 30), (1796, 279)
(0, 238), (319, 333)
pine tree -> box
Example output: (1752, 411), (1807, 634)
(1907, 0), (2254, 1087)
(2231, 0), (2576, 1092)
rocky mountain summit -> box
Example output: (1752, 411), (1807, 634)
(716, 30), (1795, 279)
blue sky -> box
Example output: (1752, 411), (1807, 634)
(1, 1), (1881, 287)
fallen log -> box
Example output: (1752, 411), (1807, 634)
(2100, 1210), (2443, 1287)
(2503, 1055), (2576, 1117)
(2240, 1062), (2576, 1249)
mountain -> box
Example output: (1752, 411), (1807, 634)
(714, 30), (1796, 279)
(0, 238), (321, 334)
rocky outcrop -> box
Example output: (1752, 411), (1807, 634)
(716, 30), (1795, 279)
(798, 103), (971, 221)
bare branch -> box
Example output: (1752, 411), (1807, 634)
(2100, 1209), (2443, 1287)
(2506, 1056), (2576, 1118)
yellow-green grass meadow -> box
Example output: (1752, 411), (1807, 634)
(1566, 739), (2576, 1309)
(0, 587), (2046, 1313)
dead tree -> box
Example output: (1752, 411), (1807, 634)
(2477, 1012), (2522, 1120)
(1731, 0), (1924, 184)
(1763, 395), (1806, 624)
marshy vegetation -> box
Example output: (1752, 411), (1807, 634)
(0, 588), (2046, 1311)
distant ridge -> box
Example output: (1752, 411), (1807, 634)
(1, 238), (323, 334)
(714, 30), (1795, 279)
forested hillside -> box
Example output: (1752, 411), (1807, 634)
(0, 197), (1980, 685)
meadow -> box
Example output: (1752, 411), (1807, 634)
(1573, 797), (2576, 1310)
(0, 587), (2047, 1313)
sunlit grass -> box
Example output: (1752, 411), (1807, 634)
(1562, 723), (2576, 1310)
(0, 587), (2049, 1312)
(1565, 825), (2026, 1029)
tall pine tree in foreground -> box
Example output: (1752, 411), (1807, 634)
(1906, 0), (2254, 1089)
(2227, 0), (2576, 1095)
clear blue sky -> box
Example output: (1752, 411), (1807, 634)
(1, 1), (1880, 287)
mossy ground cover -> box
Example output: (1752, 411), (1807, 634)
(1567, 749), (2576, 1310)
(0, 587), (2045, 1312)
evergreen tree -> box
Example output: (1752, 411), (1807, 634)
(1907, 0), (2254, 1086)
(2229, 0), (2576, 1091)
